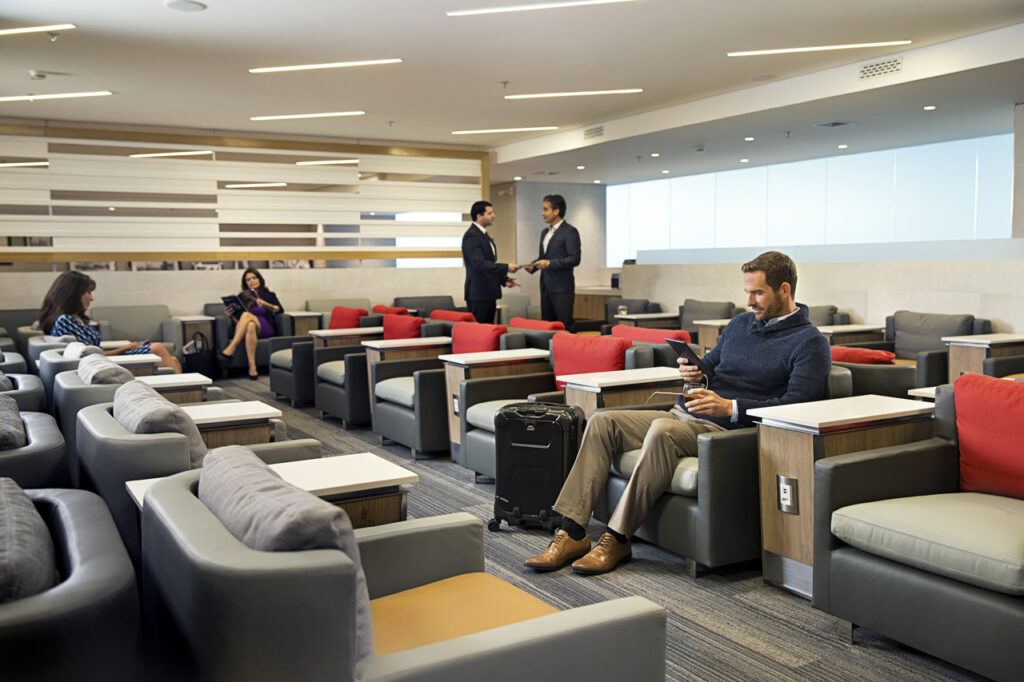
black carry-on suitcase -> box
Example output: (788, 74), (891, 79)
(488, 402), (584, 531)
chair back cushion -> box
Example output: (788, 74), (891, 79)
(893, 310), (973, 359)
(830, 346), (895, 365)
(383, 314), (426, 340)
(955, 373), (1024, 499)
(77, 354), (134, 385)
(329, 306), (369, 330)
(0, 478), (57, 603)
(552, 333), (631, 389)
(0, 395), (27, 450)
(805, 305), (839, 326)
(373, 305), (409, 315)
(198, 446), (373, 661)
(62, 341), (103, 360)
(610, 325), (690, 344)
(680, 299), (735, 328)
(452, 322), (507, 353)
(509, 317), (564, 331)
(430, 310), (476, 323)
(90, 304), (170, 342)
(604, 298), (650, 321)
(113, 381), (208, 468)
(0, 373), (12, 392)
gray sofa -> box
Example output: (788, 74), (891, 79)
(678, 299), (739, 339)
(1, 373), (44, 412)
(141, 473), (667, 682)
(0, 488), (139, 681)
(91, 304), (179, 355)
(0, 410), (68, 488)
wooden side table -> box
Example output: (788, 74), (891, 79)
(110, 353), (162, 376)
(816, 324), (885, 346)
(573, 287), (619, 321)
(308, 326), (384, 348)
(560, 366), (686, 419)
(174, 315), (216, 346)
(182, 400), (283, 448)
(614, 312), (679, 329)
(691, 319), (733, 354)
(289, 311), (322, 337)
(943, 333), (1024, 382)
(136, 372), (212, 404)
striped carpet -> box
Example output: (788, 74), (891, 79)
(219, 375), (980, 682)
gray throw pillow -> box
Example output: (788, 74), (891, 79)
(893, 310), (973, 359)
(113, 381), (208, 468)
(0, 478), (58, 603)
(198, 446), (373, 661)
(0, 373), (13, 392)
(77, 353), (134, 386)
(0, 394), (27, 451)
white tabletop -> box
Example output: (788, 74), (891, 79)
(816, 324), (885, 334)
(309, 326), (384, 338)
(97, 339), (132, 349)
(289, 311), (322, 317)
(692, 318), (735, 326)
(558, 365), (683, 392)
(109, 353), (162, 365)
(173, 315), (215, 322)
(181, 400), (282, 426)
(363, 336), (452, 350)
(614, 312), (678, 320)
(136, 372), (213, 388)
(747, 394), (933, 430)
(438, 348), (549, 365)
(908, 386), (937, 399)
(941, 333), (1024, 347)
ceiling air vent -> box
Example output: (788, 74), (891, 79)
(859, 57), (903, 80)
(813, 121), (856, 129)
(583, 126), (604, 139)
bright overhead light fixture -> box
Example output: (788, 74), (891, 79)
(837, 144), (848, 150)
(295, 159), (360, 166)
(129, 150), (213, 158)
(576, 165), (585, 170)
(740, 158), (750, 163)
(0, 24), (76, 37)
(728, 40), (911, 57)
(513, 176), (523, 181)
(649, 152), (660, 158)
(661, 169), (670, 174)
(0, 160), (49, 168)
(744, 136), (755, 142)
(250, 111), (365, 121)
(923, 105), (937, 111)
(447, 0), (636, 17)
(249, 58), (402, 74)
(504, 88), (642, 100)
(224, 182), (287, 189)
(451, 126), (558, 135)
(593, 179), (601, 184)
(0, 90), (112, 103)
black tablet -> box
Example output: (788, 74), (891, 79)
(665, 338), (714, 380)
(221, 294), (246, 316)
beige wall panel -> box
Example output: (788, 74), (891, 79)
(358, 223), (466, 238)
(357, 154), (480, 177)
(215, 210), (358, 225)
(0, 217), (218, 238)
(47, 155), (359, 185)
(3, 171), (215, 194)
(0, 137), (47, 156)
(0, 188), (49, 203)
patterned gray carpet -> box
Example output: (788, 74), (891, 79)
(219, 375), (981, 682)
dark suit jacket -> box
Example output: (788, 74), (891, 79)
(462, 224), (509, 302)
(537, 221), (581, 294)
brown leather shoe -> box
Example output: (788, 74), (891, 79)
(525, 530), (591, 571)
(571, 532), (632, 575)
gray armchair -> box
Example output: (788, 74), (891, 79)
(678, 299), (739, 339)
(599, 298), (664, 334)
(370, 357), (449, 458)
(27, 335), (73, 370)
(91, 304), (179, 356)
(203, 303), (288, 377)
(0, 333), (13, 353)
(805, 304), (850, 326)
(831, 361), (917, 398)
(1, 351), (28, 374)
(0, 411), (68, 488)
(141, 474), (666, 682)
(314, 345), (371, 428)
(39, 347), (174, 414)
(267, 335), (315, 406)
(0, 488), (139, 682)
(2, 373), (44, 412)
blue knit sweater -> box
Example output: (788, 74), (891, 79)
(681, 304), (831, 429)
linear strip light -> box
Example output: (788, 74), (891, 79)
(0, 90), (112, 103)
(727, 40), (911, 57)
(250, 110), (365, 121)
(129, 150), (214, 158)
(0, 24), (76, 37)
(452, 126), (558, 135)
(224, 182), (287, 189)
(295, 159), (359, 166)
(249, 59), (402, 74)
(505, 88), (642, 99)
(0, 161), (49, 168)
(447, 0), (636, 16)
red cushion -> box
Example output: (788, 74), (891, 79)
(431, 310), (476, 323)
(328, 306), (368, 330)
(955, 373), (1024, 499)
(374, 305), (409, 315)
(383, 314), (426, 340)
(452, 322), (507, 354)
(830, 346), (896, 365)
(552, 332), (632, 390)
(509, 317), (565, 331)
(610, 325), (691, 344)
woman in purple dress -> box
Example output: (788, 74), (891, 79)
(220, 267), (284, 379)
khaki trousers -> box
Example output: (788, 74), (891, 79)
(553, 407), (725, 537)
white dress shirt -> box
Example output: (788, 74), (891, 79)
(542, 219), (563, 254)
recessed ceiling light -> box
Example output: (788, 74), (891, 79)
(451, 126), (558, 135)
(504, 88), (642, 100)
(740, 158), (750, 163)
(744, 136), (755, 142)
(129, 150), (213, 158)
(447, 0), (637, 17)
(513, 176), (523, 181)
(923, 105), (937, 111)
(295, 159), (360, 166)
(108, 206), (116, 211)
(0, 91), (112, 103)
(249, 59), (402, 74)
(224, 182), (287, 189)
(250, 111), (365, 121)
(576, 165), (585, 170)
(837, 144), (848, 150)
(0, 24), (76, 37)
(650, 152), (660, 158)
(593, 179), (601, 184)
(727, 40), (911, 57)
(661, 170), (670, 174)
(164, 0), (207, 11)
(0, 161), (49, 168)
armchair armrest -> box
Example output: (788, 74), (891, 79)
(915, 348), (948, 387)
(460, 372), (556, 409)
(625, 344), (653, 369)
(248, 438), (321, 465)
(595, 401), (675, 413)
(527, 390), (564, 403)
(983, 354), (1024, 378)
(833, 312), (851, 325)
(160, 318), (183, 355)
(499, 332), (526, 350)
(361, 313), (384, 327)
(355, 513), (483, 598)
(421, 321), (446, 337)
(312, 344), (363, 369)
(267, 335), (308, 355)
(695, 428), (760, 567)
(275, 312), (293, 336)
(97, 320), (111, 340)
(372, 357), (443, 386)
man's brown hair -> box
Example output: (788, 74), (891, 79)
(741, 251), (797, 296)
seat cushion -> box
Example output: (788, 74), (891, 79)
(383, 314), (426, 340)
(113, 380), (208, 468)
(466, 399), (522, 432)
(0, 395), (27, 451)
(955, 373), (1024, 499)
(329, 306), (368, 330)
(77, 354), (134, 385)
(610, 325), (690, 344)
(611, 449), (698, 497)
(375, 377), (416, 408)
(509, 317), (564, 331)
(452, 322), (507, 354)
(316, 360), (347, 385)
(832, 492), (1024, 596)
(371, 572), (557, 656)
(270, 348), (293, 370)
(0, 478), (58, 603)
(552, 333), (631, 390)
(830, 346), (895, 364)
(892, 310), (973, 359)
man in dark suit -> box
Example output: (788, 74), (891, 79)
(462, 200), (520, 324)
(527, 194), (581, 328)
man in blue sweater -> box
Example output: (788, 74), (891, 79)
(526, 251), (831, 575)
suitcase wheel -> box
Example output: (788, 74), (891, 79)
(487, 518), (501, 532)
(511, 506), (521, 523)
(538, 509), (549, 523)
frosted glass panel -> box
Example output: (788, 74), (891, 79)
(669, 174), (716, 249)
(766, 159), (827, 246)
(894, 139), (975, 242)
(715, 167), (767, 247)
(628, 179), (671, 255)
(606, 184), (631, 266)
(975, 134), (1013, 239)
(825, 150), (895, 244)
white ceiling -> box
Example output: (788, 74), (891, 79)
(3, 0), (1024, 184)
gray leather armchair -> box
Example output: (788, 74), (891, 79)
(27, 334), (73, 370)
(314, 345), (371, 428)
(599, 298), (663, 334)
(0, 488), (139, 682)
(0, 411), (68, 488)
(39, 347), (174, 414)
(203, 303), (288, 377)
(2, 373), (44, 412)
(370, 357), (449, 458)
(831, 361), (917, 398)
(678, 299), (739, 339)
(805, 304), (850, 326)
(983, 354), (1024, 379)
(267, 335), (315, 406)
(141, 474), (666, 682)
(91, 304), (179, 356)
(2, 350), (29, 374)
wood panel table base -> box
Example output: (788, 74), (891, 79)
(199, 423), (271, 448)
(182, 321), (213, 342)
(565, 380), (685, 420)
(948, 342), (1024, 382)
(827, 331), (884, 345)
(314, 332), (382, 348)
(293, 317), (320, 337)
(159, 388), (203, 404)
(128, 366), (156, 377)
(326, 488), (407, 528)
(444, 359), (549, 447)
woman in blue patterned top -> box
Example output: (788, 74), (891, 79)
(38, 271), (181, 373)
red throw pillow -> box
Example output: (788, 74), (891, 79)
(955, 373), (1024, 499)
(373, 305), (409, 315)
(452, 322), (507, 353)
(552, 332), (631, 390)
(328, 306), (368, 330)
(610, 325), (691, 344)
(509, 317), (565, 331)
(830, 346), (896, 365)
(431, 310), (476, 323)
(383, 314), (426, 340)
